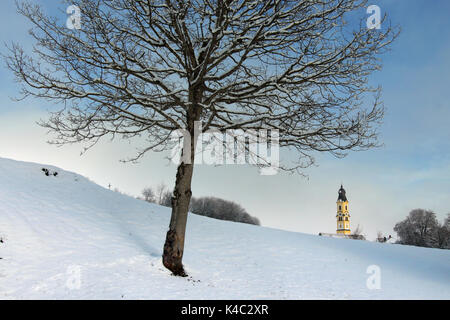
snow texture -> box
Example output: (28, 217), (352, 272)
(0, 157), (449, 299)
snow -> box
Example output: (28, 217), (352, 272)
(0, 157), (449, 299)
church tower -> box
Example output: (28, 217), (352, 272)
(336, 184), (351, 235)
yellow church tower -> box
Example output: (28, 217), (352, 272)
(336, 184), (351, 235)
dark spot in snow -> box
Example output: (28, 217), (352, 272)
(187, 276), (201, 283)
(41, 168), (58, 177)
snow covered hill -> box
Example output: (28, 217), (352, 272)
(0, 157), (449, 299)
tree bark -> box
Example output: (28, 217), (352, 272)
(162, 98), (201, 276)
(162, 160), (194, 276)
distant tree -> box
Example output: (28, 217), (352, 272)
(190, 196), (260, 225)
(160, 191), (174, 208)
(142, 186), (172, 207)
(394, 209), (442, 248)
(143, 189), (259, 225)
(155, 183), (168, 206)
(353, 224), (363, 236)
(142, 187), (156, 203)
(445, 214), (450, 248)
(434, 213), (450, 249)
(375, 231), (392, 243)
(349, 224), (365, 240)
(376, 231), (383, 241)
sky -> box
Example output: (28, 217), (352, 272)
(0, 0), (449, 240)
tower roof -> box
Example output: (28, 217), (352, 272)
(337, 184), (348, 201)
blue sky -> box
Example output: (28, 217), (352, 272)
(0, 0), (449, 239)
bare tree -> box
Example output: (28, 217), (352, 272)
(432, 213), (450, 249)
(160, 190), (174, 207)
(353, 224), (363, 236)
(349, 223), (365, 240)
(5, 0), (398, 275)
(376, 231), (383, 241)
(443, 214), (450, 249)
(155, 183), (168, 205)
(435, 223), (449, 249)
(142, 187), (156, 203)
(375, 231), (392, 243)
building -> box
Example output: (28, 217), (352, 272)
(336, 184), (351, 235)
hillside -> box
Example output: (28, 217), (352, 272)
(0, 157), (449, 299)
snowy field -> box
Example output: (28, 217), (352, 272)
(0, 157), (449, 299)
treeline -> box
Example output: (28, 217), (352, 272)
(394, 209), (450, 249)
(140, 185), (260, 226)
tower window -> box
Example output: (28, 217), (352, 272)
(339, 205), (341, 210)
(345, 205), (347, 210)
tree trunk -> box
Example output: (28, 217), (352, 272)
(162, 160), (194, 276)
(162, 111), (200, 276)
(163, 84), (202, 276)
